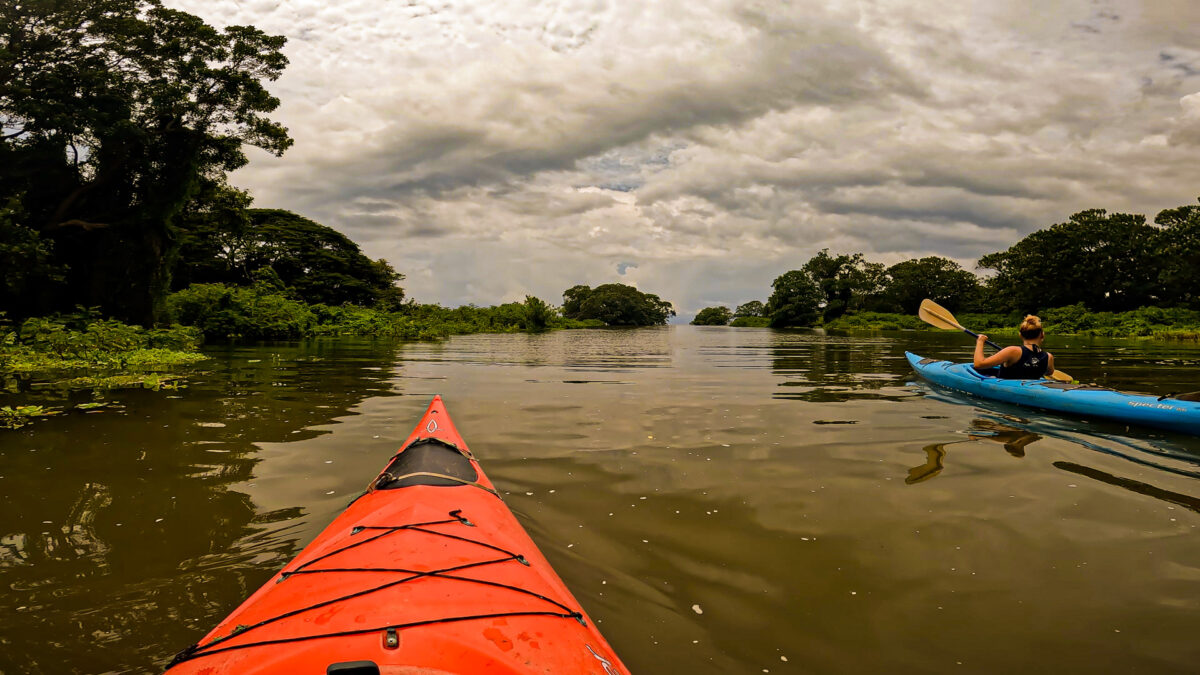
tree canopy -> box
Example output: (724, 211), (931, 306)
(801, 250), (886, 321)
(734, 300), (766, 318)
(0, 0), (291, 323)
(561, 283), (675, 326)
(978, 209), (1159, 313)
(766, 270), (824, 327)
(882, 256), (980, 314)
(691, 306), (733, 326)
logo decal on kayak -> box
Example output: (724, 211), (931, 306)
(586, 644), (619, 674)
(426, 419), (439, 433)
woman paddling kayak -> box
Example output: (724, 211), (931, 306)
(973, 314), (1056, 380)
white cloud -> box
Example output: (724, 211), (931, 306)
(166, 0), (1200, 318)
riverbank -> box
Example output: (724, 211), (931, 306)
(822, 305), (1200, 340)
(166, 283), (602, 340)
(1, 292), (603, 428)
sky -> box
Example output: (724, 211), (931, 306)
(165, 0), (1200, 321)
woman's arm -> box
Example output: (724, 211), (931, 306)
(1046, 352), (1055, 376)
(973, 335), (1018, 369)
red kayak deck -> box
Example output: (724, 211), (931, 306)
(167, 396), (627, 674)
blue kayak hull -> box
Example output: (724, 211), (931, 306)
(906, 352), (1200, 436)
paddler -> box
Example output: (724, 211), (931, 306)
(973, 314), (1056, 380)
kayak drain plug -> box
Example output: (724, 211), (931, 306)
(384, 627), (400, 649)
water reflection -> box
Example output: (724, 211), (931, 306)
(770, 332), (914, 402)
(1052, 461), (1200, 514)
(2, 328), (1200, 674)
(0, 339), (404, 674)
(907, 419), (1043, 484)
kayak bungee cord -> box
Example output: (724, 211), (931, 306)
(166, 395), (630, 674)
(167, 508), (586, 669)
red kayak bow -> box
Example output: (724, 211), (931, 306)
(167, 395), (628, 674)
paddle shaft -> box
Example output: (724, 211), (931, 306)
(961, 327), (1003, 352)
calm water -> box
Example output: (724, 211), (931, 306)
(2, 327), (1199, 674)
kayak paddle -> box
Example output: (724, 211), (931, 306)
(918, 298), (1073, 383)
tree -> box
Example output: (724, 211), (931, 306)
(246, 210), (404, 307)
(882, 257), (981, 314)
(173, 182), (256, 289)
(978, 209), (1159, 312)
(0, 197), (65, 318)
(523, 295), (554, 330)
(801, 250), (886, 321)
(1153, 198), (1200, 308)
(734, 300), (766, 317)
(766, 270), (824, 327)
(560, 283), (675, 326)
(691, 306), (733, 325)
(174, 204), (405, 308)
(0, 0), (292, 324)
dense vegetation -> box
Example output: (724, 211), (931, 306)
(704, 200), (1200, 333)
(691, 306), (733, 326)
(562, 284), (675, 326)
(1, 0), (292, 324)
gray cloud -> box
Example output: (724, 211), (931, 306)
(166, 0), (1200, 318)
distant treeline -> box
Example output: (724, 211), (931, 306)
(692, 200), (1200, 330)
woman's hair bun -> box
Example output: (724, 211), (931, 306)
(1020, 314), (1042, 331)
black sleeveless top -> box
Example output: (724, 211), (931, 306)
(997, 345), (1049, 380)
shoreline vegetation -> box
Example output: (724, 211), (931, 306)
(4, 3), (1200, 426)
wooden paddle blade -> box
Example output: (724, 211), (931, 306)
(1049, 369), (1074, 383)
(918, 298), (963, 331)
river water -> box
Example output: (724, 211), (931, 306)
(2, 327), (1199, 674)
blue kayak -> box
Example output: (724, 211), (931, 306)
(906, 352), (1200, 435)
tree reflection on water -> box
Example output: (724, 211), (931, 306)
(0, 339), (403, 674)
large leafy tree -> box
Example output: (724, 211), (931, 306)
(882, 256), (981, 314)
(978, 209), (1159, 312)
(734, 300), (766, 318)
(560, 283), (675, 326)
(176, 206), (406, 309)
(1153, 198), (1200, 308)
(691, 306), (732, 326)
(0, 0), (291, 323)
(766, 270), (824, 327)
(801, 249), (886, 321)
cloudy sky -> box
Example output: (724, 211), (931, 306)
(166, 0), (1200, 320)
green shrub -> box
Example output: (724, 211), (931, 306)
(730, 316), (771, 327)
(167, 283), (316, 339)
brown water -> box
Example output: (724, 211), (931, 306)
(2, 327), (1200, 674)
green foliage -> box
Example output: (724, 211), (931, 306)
(734, 300), (766, 318)
(766, 270), (824, 327)
(802, 250), (886, 321)
(0, 197), (66, 318)
(1153, 199), (1200, 308)
(1, 405), (61, 430)
(0, 0), (292, 323)
(882, 257), (981, 314)
(523, 295), (554, 331)
(167, 284), (576, 340)
(0, 311), (205, 383)
(692, 306), (733, 325)
(978, 209), (1159, 312)
(166, 283), (316, 339)
(560, 283), (675, 326)
(821, 306), (1200, 340)
(175, 207), (405, 307)
(823, 312), (931, 331)
(730, 316), (771, 327)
